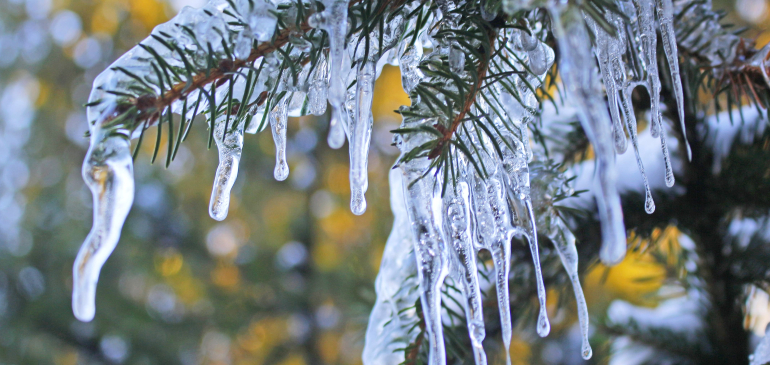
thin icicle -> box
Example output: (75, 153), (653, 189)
(308, 55), (329, 116)
(209, 118), (245, 221)
(585, 14), (628, 155)
(311, 0), (348, 149)
(270, 96), (290, 181)
(442, 174), (487, 365)
(350, 61), (375, 215)
(73, 104), (135, 322)
(619, 89), (655, 213)
(549, 223), (592, 360)
(657, 0), (692, 161)
(551, 7), (627, 265)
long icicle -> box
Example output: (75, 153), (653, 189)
(314, 0), (349, 149)
(619, 88), (656, 213)
(442, 170), (487, 365)
(73, 104), (135, 322)
(548, 221), (592, 360)
(657, 0), (692, 161)
(350, 61), (375, 215)
(470, 166), (514, 365)
(270, 95), (290, 181)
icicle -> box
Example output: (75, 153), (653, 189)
(442, 174), (487, 365)
(619, 89), (655, 213)
(209, 119), (245, 221)
(551, 7), (627, 266)
(310, 0), (348, 149)
(632, 0), (664, 139)
(660, 122), (676, 187)
(585, 14), (628, 155)
(470, 166), (515, 363)
(549, 223), (592, 359)
(350, 61), (375, 215)
(657, 0), (692, 161)
(73, 104), (135, 322)
(362, 168), (421, 365)
(401, 161), (449, 365)
(270, 96), (290, 181)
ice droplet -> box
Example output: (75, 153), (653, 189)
(209, 119), (244, 221)
(73, 104), (134, 322)
(270, 96), (290, 181)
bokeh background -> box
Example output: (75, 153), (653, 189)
(0, 0), (767, 363)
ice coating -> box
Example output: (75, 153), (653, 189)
(362, 168), (421, 365)
(350, 62), (375, 215)
(400, 158), (449, 365)
(209, 118), (245, 221)
(270, 96), (290, 181)
(551, 7), (627, 265)
(74, 105), (135, 322)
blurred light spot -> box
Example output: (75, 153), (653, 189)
(18, 20), (51, 64)
(50, 10), (82, 47)
(310, 190), (335, 218)
(201, 331), (231, 363)
(276, 241), (307, 270)
(2, 159), (30, 189)
(315, 303), (341, 329)
(287, 314), (311, 342)
(146, 284), (179, 319)
(541, 341), (563, 364)
(292, 127), (317, 154)
(290, 158), (316, 190)
(737, 0), (767, 24)
(73, 37), (102, 69)
(0, 33), (19, 68)
(100, 335), (129, 363)
(25, 0), (51, 19)
(155, 249), (184, 276)
(5, 230), (32, 257)
(135, 182), (166, 212)
(1, 75), (39, 131)
(206, 224), (241, 257)
(17, 266), (45, 300)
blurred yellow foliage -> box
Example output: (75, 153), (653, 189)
(372, 65), (410, 121)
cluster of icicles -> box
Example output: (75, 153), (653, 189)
(75, 0), (690, 362)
